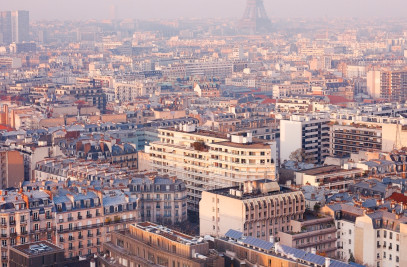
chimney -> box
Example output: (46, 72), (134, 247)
(325, 258), (331, 267)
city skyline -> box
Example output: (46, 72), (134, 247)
(2, 0), (407, 21)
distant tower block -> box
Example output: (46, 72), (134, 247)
(239, 0), (272, 34)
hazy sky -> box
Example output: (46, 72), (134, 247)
(1, 0), (406, 20)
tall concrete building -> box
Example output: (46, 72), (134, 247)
(11, 10), (29, 43)
(367, 69), (407, 101)
(280, 114), (330, 164)
(149, 124), (277, 213)
(0, 11), (12, 44)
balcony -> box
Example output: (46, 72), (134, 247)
(88, 234), (93, 238)
(291, 226), (337, 241)
(20, 231), (28, 235)
(20, 220), (27, 225)
(59, 238), (64, 243)
(33, 217), (40, 221)
(78, 244), (83, 249)
(9, 221), (15, 226)
(68, 236), (75, 241)
(97, 231), (101, 236)
(68, 217), (74, 222)
(86, 214), (93, 218)
(0, 234), (6, 238)
(78, 215), (83, 220)
(10, 233), (16, 238)
(68, 246), (75, 251)
(46, 215), (53, 220)
(0, 223), (6, 228)
(78, 235), (83, 239)
(59, 219), (64, 223)
(87, 243), (93, 247)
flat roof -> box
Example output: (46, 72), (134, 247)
(136, 222), (203, 245)
(298, 165), (360, 176)
(11, 241), (64, 257)
(208, 185), (298, 200)
(215, 141), (271, 149)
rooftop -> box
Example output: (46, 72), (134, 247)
(136, 222), (204, 245)
(208, 180), (298, 201)
(11, 241), (64, 257)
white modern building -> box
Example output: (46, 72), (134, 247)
(149, 124), (277, 212)
(280, 113), (330, 164)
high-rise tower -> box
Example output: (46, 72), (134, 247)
(0, 11), (12, 44)
(239, 0), (271, 34)
(11, 10), (29, 43)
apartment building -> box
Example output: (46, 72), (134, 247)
(272, 82), (309, 99)
(367, 69), (407, 102)
(0, 150), (24, 189)
(355, 211), (407, 267)
(321, 204), (364, 262)
(200, 180), (305, 241)
(149, 124), (277, 212)
(54, 190), (107, 258)
(330, 123), (382, 157)
(55, 85), (106, 113)
(0, 190), (53, 266)
(220, 229), (354, 267)
(278, 215), (337, 258)
(280, 114), (330, 164)
(98, 222), (224, 267)
(184, 60), (233, 78)
(114, 80), (159, 102)
(295, 165), (364, 191)
(128, 176), (188, 224)
(330, 111), (407, 152)
(193, 83), (220, 98)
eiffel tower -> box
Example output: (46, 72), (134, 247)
(239, 0), (272, 34)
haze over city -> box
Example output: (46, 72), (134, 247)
(2, 1), (407, 267)
(2, 0), (407, 20)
